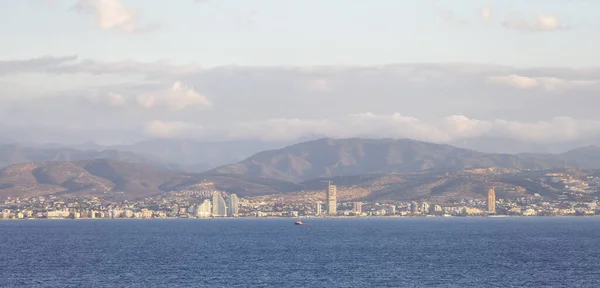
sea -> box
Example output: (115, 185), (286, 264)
(1, 217), (600, 288)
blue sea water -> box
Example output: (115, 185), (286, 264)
(1, 217), (600, 288)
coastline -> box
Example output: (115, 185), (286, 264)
(2, 215), (600, 221)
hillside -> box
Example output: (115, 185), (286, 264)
(0, 159), (300, 199)
(4, 138), (600, 201)
(113, 139), (289, 172)
(0, 144), (181, 171)
(252, 167), (588, 203)
(561, 145), (600, 168)
(208, 138), (576, 182)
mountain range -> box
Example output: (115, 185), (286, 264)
(2, 137), (600, 201)
(0, 139), (290, 173)
(207, 138), (589, 182)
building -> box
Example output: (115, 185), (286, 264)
(352, 202), (362, 214)
(421, 202), (430, 214)
(196, 199), (212, 218)
(326, 182), (337, 215)
(388, 205), (396, 215)
(488, 187), (496, 214)
(315, 201), (322, 215)
(226, 194), (239, 216)
(410, 202), (419, 214)
(212, 192), (227, 217)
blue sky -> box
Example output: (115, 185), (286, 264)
(1, 0), (599, 67)
(1, 0), (600, 150)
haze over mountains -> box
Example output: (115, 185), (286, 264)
(0, 139), (291, 173)
(206, 138), (600, 182)
(3, 137), (600, 201)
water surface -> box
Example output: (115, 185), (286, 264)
(1, 217), (599, 287)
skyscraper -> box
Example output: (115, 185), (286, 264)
(488, 187), (496, 214)
(326, 182), (337, 215)
(226, 194), (239, 216)
(352, 202), (362, 214)
(410, 201), (419, 214)
(212, 192), (227, 217)
(197, 199), (212, 218)
(315, 201), (322, 215)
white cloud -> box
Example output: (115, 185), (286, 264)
(143, 120), (200, 138)
(225, 113), (600, 144)
(442, 115), (493, 139)
(106, 92), (126, 107)
(229, 118), (334, 141)
(86, 91), (127, 107)
(347, 112), (451, 142)
(73, 0), (151, 33)
(436, 8), (468, 26)
(480, 6), (491, 21)
(502, 13), (567, 32)
(136, 81), (212, 110)
(487, 74), (597, 91)
(4, 59), (600, 147)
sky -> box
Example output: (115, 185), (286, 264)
(1, 0), (600, 151)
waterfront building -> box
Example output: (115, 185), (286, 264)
(227, 194), (239, 216)
(212, 192), (227, 217)
(326, 182), (337, 215)
(352, 202), (363, 214)
(488, 187), (496, 214)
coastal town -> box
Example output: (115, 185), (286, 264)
(2, 170), (600, 219)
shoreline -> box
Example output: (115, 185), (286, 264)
(2, 215), (600, 221)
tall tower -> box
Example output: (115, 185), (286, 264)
(226, 194), (239, 216)
(353, 202), (362, 214)
(212, 191), (227, 217)
(326, 182), (337, 215)
(487, 187), (496, 214)
(315, 201), (322, 215)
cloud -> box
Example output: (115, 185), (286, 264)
(105, 92), (126, 107)
(487, 74), (596, 91)
(136, 81), (211, 110)
(3, 60), (600, 148)
(436, 8), (468, 26)
(0, 55), (78, 76)
(0, 56), (200, 79)
(502, 13), (568, 32)
(479, 6), (491, 21)
(229, 118), (334, 141)
(86, 91), (127, 107)
(73, 0), (156, 33)
(226, 113), (600, 144)
(346, 112), (451, 142)
(143, 120), (200, 138)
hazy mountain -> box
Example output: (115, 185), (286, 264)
(0, 159), (302, 199)
(0, 159), (189, 199)
(113, 138), (293, 172)
(0, 144), (181, 171)
(5, 138), (600, 201)
(561, 145), (600, 168)
(451, 137), (600, 154)
(208, 138), (580, 182)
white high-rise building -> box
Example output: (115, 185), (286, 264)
(197, 199), (212, 218)
(212, 192), (227, 217)
(226, 194), (239, 216)
(352, 202), (362, 214)
(315, 201), (322, 215)
(326, 182), (337, 215)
